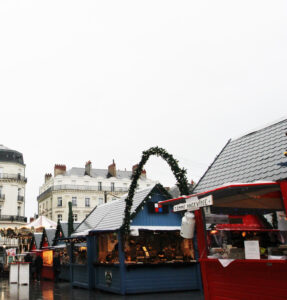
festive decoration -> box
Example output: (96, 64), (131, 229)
(122, 146), (189, 236)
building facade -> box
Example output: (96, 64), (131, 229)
(37, 161), (157, 223)
(0, 145), (27, 229)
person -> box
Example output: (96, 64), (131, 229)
(24, 253), (33, 280)
(34, 254), (43, 282)
(53, 252), (61, 283)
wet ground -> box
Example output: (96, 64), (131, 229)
(0, 278), (204, 300)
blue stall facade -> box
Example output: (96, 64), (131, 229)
(72, 184), (202, 294)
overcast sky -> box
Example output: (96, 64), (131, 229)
(1, 1), (287, 218)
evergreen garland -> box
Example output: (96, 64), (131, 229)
(68, 201), (74, 237)
(121, 146), (189, 236)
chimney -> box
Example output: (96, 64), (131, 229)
(85, 161), (92, 176)
(45, 173), (52, 183)
(108, 160), (116, 178)
(54, 164), (66, 177)
(132, 164), (146, 179)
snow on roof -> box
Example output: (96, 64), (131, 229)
(74, 184), (158, 234)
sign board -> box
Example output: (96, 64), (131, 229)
(173, 195), (213, 212)
(244, 240), (260, 259)
(105, 271), (112, 286)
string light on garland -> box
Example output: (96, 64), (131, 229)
(121, 146), (189, 237)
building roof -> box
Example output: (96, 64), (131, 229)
(0, 145), (24, 165)
(74, 184), (165, 234)
(194, 119), (287, 194)
(65, 167), (133, 179)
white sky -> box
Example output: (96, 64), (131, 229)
(1, 1), (287, 218)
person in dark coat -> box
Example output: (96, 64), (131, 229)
(53, 252), (61, 283)
(34, 254), (43, 281)
(24, 253), (33, 280)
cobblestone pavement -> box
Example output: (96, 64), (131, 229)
(0, 278), (204, 300)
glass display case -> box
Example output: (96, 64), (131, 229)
(205, 213), (287, 260)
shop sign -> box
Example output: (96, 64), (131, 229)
(105, 271), (112, 286)
(173, 195), (213, 212)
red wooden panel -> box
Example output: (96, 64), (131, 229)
(202, 260), (287, 300)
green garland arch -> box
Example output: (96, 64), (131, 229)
(122, 146), (190, 236)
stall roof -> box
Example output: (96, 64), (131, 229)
(34, 233), (43, 249)
(159, 181), (283, 212)
(74, 184), (169, 234)
(26, 216), (57, 229)
(60, 222), (80, 237)
(193, 119), (287, 194)
(45, 228), (56, 246)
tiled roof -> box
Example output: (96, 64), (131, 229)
(194, 119), (287, 194)
(74, 184), (158, 234)
(65, 167), (132, 179)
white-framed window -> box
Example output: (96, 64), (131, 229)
(111, 182), (115, 192)
(72, 197), (77, 206)
(85, 197), (90, 207)
(17, 206), (21, 216)
(98, 197), (104, 205)
(57, 197), (62, 207)
(73, 214), (78, 222)
(57, 214), (62, 222)
(98, 182), (102, 191)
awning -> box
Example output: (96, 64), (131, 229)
(159, 181), (284, 212)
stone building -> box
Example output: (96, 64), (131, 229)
(37, 160), (157, 223)
(0, 145), (27, 229)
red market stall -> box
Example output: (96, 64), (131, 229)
(160, 119), (287, 299)
(160, 181), (287, 299)
(40, 228), (56, 280)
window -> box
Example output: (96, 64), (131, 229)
(98, 182), (102, 191)
(85, 197), (90, 207)
(57, 214), (62, 222)
(72, 197), (77, 206)
(73, 214), (78, 222)
(0, 186), (2, 197)
(57, 197), (62, 207)
(17, 206), (21, 216)
(0, 205), (2, 216)
(111, 182), (115, 192)
(99, 197), (104, 205)
(97, 233), (119, 263)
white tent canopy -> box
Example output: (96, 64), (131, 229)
(25, 216), (57, 229)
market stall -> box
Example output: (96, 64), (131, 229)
(161, 183), (287, 299)
(73, 184), (202, 294)
(53, 221), (80, 281)
(39, 228), (56, 280)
